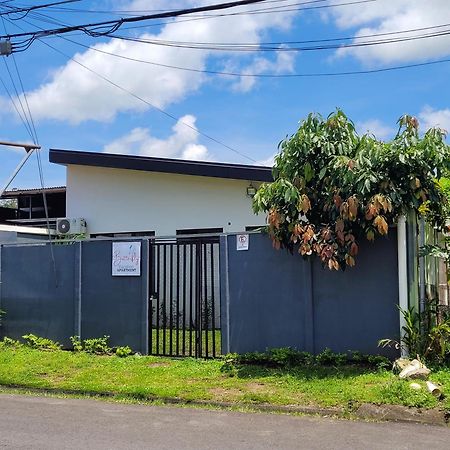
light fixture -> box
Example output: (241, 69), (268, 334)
(246, 183), (257, 198)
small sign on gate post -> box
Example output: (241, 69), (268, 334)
(112, 242), (141, 276)
(236, 234), (249, 251)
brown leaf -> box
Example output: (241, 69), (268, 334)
(374, 215), (388, 235)
(334, 195), (342, 208)
(299, 194), (311, 214)
(345, 254), (355, 267)
(335, 218), (345, 233)
(349, 242), (359, 256)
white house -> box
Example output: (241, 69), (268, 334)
(49, 149), (273, 237)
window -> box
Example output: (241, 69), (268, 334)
(91, 231), (155, 239)
(176, 227), (222, 244)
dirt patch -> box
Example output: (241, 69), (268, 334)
(246, 382), (267, 393)
(209, 387), (242, 400)
(147, 362), (171, 368)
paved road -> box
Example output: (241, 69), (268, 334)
(0, 394), (449, 449)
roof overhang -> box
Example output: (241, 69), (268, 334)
(49, 149), (273, 182)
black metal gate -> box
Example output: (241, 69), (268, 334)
(148, 237), (221, 358)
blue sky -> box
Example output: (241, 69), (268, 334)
(0, 0), (449, 189)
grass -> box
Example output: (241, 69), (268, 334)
(1, 345), (450, 412)
(150, 329), (221, 357)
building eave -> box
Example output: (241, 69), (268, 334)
(49, 149), (274, 182)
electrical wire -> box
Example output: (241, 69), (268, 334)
(32, 31), (450, 78)
(0, 0), (80, 20)
(0, 14), (57, 282)
(36, 37), (257, 162)
(0, 0), (277, 40)
(106, 28), (450, 53)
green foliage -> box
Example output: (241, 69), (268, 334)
(71, 336), (134, 357)
(380, 380), (437, 409)
(70, 335), (83, 352)
(114, 346), (133, 357)
(253, 110), (450, 270)
(379, 304), (450, 364)
(221, 347), (390, 372)
(70, 335), (111, 355)
(0, 337), (21, 348)
(22, 334), (62, 351)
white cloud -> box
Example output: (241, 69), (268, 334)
(256, 154), (275, 167)
(326, 0), (450, 65)
(231, 51), (295, 92)
(10, 1), (299, 124)
(419, 106), (450, 133)
(103, 114), (211, 160)
(356, 119), (394, 140)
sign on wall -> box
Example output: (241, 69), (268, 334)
(112, 242), (141, 276)
(236, 234), (249, 251)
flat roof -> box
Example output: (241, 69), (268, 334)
(0, 224), (55, 235)
(49, 149), (273, 182)
(3, 186), (66, 197)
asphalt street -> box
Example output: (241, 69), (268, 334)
(0, 394), (449, 449)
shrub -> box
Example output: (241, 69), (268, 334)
(115, 346), (133, 357)
(0, 337), (21, 348)
(379, 304), (450, 365)
(221, 347), (390, 372)
(70, 335), (83, 352)
(22, 334), (62, 351)
(78, 335), (111, 355)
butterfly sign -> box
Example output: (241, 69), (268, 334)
(112, 242), (141, 276)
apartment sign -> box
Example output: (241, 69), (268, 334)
(112, 242), (141, 276)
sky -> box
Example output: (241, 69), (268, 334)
(0, 0), (449, 189)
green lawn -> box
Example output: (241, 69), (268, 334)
(150, 329), (221, 357)
(1, 345), (450, 411)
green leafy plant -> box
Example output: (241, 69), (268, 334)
(114, 346), (133, 357)
(253, 111), (450, 270)
(0, 336), (21, 348)
(22, 334), (62, 351)
(221, 347), (390, 373)
(70, 335), (83, 352)
(76, 335), (111, 355)
(379, 304), (450, 364)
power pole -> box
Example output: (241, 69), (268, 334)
(0, 40), (12, 56)
(0, 141), (41, 197)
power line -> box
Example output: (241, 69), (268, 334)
(40, 33), (450, 78)
(0, 0), (276, 40)
(111, 22), (450, 48)
(106, 28), (450, 54)
(117, 0), (377, 33)
(3, 15), (258, 164)
(0, 1), (80, 19)
(35, 37), (258, 163)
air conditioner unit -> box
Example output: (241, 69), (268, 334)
(56, 218), (87, 235)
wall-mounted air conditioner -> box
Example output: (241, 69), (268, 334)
(56, 218), (87, 235)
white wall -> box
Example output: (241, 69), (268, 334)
(66, 165), (266, 236)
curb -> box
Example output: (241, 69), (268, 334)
(0, 384), (448, 426)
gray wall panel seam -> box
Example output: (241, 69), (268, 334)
(143, 239), (150, 355)
(222, 235), (231, 354)
(77, 241), (82, 338)
(0, 245), (2, 332)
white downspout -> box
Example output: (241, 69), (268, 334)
(397, 215), (408, 357)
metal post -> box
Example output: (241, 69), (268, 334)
(397, 215), (409, 357)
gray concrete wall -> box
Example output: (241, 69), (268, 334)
(0, 244), (78, 347)
(222, 232), (399, 356)
(0, 240), (149, 353)
(81, 240), (149, 353)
